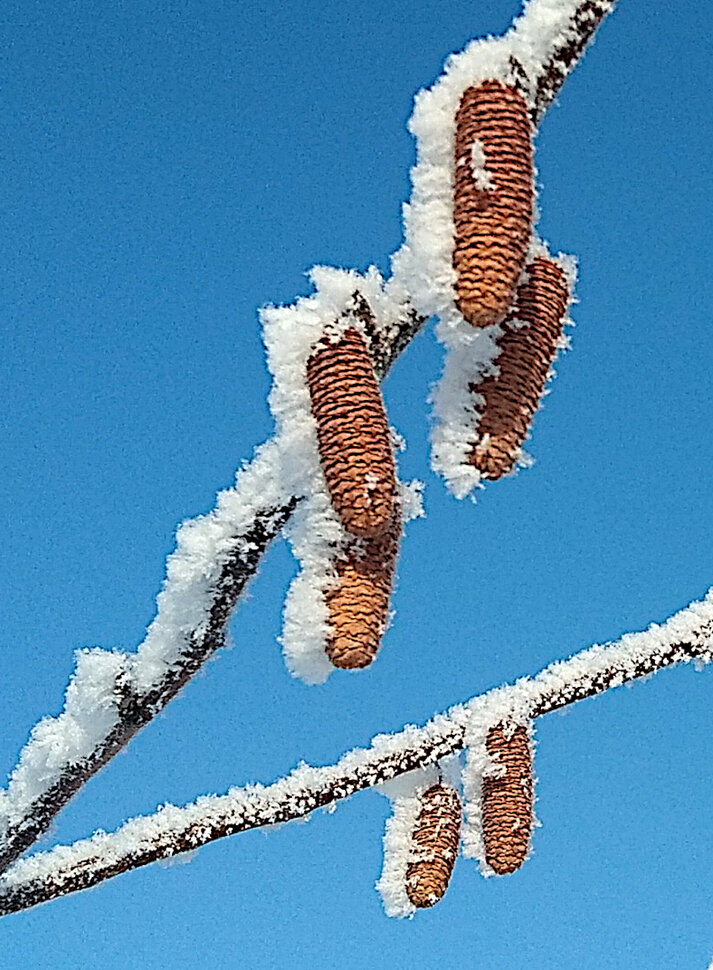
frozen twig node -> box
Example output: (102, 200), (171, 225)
(482, 722), (534, 874)
(469, 255), (572, 479)
(325, 505), (402, 670)
(306, 326), (396, 539)
(454, 81), (534, 327)
(405, 783), (463, 908)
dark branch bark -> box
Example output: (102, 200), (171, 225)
(533, 1), (617, 122)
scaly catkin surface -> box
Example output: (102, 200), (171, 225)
(469, 257), (570, 480)
(307, 326), (396, 539)
(325, 508), (401, 670)
(482, 723), (534, 875)
(454, 81), (534, 327)
(406, 784), (462, 908)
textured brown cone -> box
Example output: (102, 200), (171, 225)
(325, 507), (401, 670)
(482, 723), (534, 875)
(405, 784), (462, 908)
(469, 256), (570, 480)
(307, 325), (396, 539)
(453, 80), (534, 327)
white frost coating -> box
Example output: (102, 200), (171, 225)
(429, 322), (502, 498)
(0, 435), (292, 844)
(133, 436), (288, 691)
(430, 240), (577, 497)
(392, 0), (607, 328)
(461, 717), (536, 874)
(0, 649), (125, 841)
(262, 267), (417, 683)
(2, 590), (712, 904)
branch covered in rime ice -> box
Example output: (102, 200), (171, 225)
(1, 589), (710, 919)
(0, 0), (617, 875)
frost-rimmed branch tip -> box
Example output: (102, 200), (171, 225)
(0, 0), (617, 875)
(1, 587), (709, 919)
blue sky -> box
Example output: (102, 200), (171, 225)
(2, 0), (713, 966)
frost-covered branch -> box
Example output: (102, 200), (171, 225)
(0, 0), (617, 874)
(0, 441), (297, 874)
(1, 588), (709, 919)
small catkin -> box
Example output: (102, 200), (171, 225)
(306, 326), (396, 539)
(405, 784), (463, 908)
(325, 507), (401, 670)
(453, 80), (534, 327)
(482, 722), (534, 875)
(469, 256), (570, 479)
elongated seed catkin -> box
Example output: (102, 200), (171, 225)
(469, 257), (570, 479)
(405, 784), (462, 908)
(325, 507), (401, 670)
(482, 722), (534, 875)
(307, 326), (396, 539)
(454, 81), (534, 327)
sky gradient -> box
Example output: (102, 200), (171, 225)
(2, 0), (713, 966)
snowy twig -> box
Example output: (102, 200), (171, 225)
(1, 588), (710, 918)
(0, 0), (617, 874)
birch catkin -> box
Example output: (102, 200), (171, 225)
(482, 722), (534, 875)
(325, 507), (401, 670)
(306, 326), (396, 539)
(453, 80), (534, 327)
(405, 784), (462, 908)
(469, 256), (570, 479)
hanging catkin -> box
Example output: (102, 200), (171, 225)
(325, 506), (401, 669)
(306, 326), (396, 539)
(405, 784), (462, 908)
(469, 256), (570, 479)
(482, 722), (534, 875)
(453, 80), (534, 327)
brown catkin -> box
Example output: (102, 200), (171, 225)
(482, 722), (534, 875)
(469, 256), (570, 480)
(325, 506), (401, 670)
(306, 326), (396, 539)
(453, 81), (534, 327)
(405, 784), (462, 909)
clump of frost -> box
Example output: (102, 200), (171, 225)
(261, 267), (419, 683)
(469, 139), (495, 191)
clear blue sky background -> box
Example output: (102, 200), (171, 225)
(2, 0), (713, 966)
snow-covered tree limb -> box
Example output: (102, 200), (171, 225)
(0, 587), (709, 919)
(0, 0), (617, 875)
